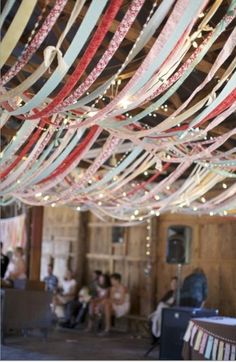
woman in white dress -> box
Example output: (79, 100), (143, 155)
(149, 276), (177, 339)
(101, 273), (130, 335)
(4, 247), (26, 281)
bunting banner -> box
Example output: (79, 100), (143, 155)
(183, 318), (236, 360)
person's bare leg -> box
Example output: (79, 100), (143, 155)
(103, 299), (112, 332)
(86, 300), (95, 331)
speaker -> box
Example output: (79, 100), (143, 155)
(166, 225), (192, 264)
(159, 307), (219, 360)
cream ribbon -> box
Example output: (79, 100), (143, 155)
(0, 0), (86, 103)
(0, 0), (37, 68)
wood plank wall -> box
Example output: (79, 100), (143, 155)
(40, 206), (80, 282)
(85, 212), (236, 317)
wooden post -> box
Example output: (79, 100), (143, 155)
(76, 211), (89, 285)
(29, 206), (44, 280)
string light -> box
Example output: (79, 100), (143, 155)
(145, 218), (152, 274)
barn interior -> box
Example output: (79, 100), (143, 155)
(0, 0), (236, 360)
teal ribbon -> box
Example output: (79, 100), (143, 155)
(10, 0), (108, 116)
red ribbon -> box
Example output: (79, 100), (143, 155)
(38, 125), (100, 183)
(26, 0), (124, 120)
(197, 88), (236, 127)
(0, 119), (47, 180)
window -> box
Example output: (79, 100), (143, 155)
(112, 227), (125, 243)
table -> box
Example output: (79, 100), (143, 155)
(1, 288), (52, 343)
(182, 317), (236, 360)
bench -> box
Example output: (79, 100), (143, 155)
(112, 314), (150, 337)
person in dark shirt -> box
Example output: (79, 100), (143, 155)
(180, 268), (208, 308)
(89, 270), (102, 297)
(44, 264), (58, 293)
(1, 242), (9, 279)
(149, 276), (177, 339)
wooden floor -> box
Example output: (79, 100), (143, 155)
(1, 328), (159, 360)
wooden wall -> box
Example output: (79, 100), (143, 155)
(85, 214), (158, 316)
(85, 212), (236, 317)
(40, 206), (80, 282)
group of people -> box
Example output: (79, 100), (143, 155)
(1, 242), (208, 339)
(44, 267), (130, 335)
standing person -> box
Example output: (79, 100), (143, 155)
(1, 241), (9, 279)
(149, 276), (177, 340)
(4, 246), (26, 281)
(44, 264), (58, 293)
(180, 268), (208, 308)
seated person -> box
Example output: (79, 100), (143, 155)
(60, 287), (91, 328)
(53, 269), (77, 316)
(100, 273), (130, 335)
(87, 273), (111, 331)
(89, 270), (102, 297)
(4, 247), (26, 283)
(180, 267), (208, 308)
(44, 264), (58, 293)
(149, 276), (177, 340)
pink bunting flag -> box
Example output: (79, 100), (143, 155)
(199, 333), (209, 355)
(190, 325), (198, 347)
